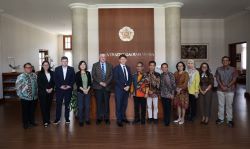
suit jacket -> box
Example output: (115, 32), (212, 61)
(54, 66), (75, 91)
(113, 64), (132, 91)
(37, 71), (55, 95)
(92, 62), (113, 91)
(75, 71), (92, 94)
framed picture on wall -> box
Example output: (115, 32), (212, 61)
(181, 44), (208, 60)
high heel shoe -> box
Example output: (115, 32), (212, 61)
(174, 118), (181, 123)
(178, 120), (184, 125)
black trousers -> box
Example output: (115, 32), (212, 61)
(21, 99), (37, 127)
(161, 97), (171, 125)
(55, 90), (72, 121)
(95, 89), (111, 120)
(134, 96), (146, 123)
(39, 93), (53, 124)
(188, 94), (197, 120)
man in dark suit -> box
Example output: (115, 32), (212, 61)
(113, 54), (132, 127)
(53, 56), (75, 125)
(92, 53), (113, 125)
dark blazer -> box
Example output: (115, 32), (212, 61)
(54, 66), (75, 91)
(37, 71), (55, 95)
(92, 62), (113, 91)
(113, 64), (132, 91)
(75, 71), (92, 94)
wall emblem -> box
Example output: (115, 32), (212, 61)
(118, 26), (134, 42)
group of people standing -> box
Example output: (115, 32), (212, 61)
(15, 54), (238, 129)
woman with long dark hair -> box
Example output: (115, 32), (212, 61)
(37, 61), (54, 127)
(199, 62), (214, 125)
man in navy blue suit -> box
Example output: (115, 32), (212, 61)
(53, 56), (75, 125)
(113, 54), (132, 127)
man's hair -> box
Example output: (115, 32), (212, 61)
(137, 61), (144, 66)
(148, 60), (156, 66)
(119, 54), (127, 59)
(161, 63), (168, 68)
(222, 56), (230, 61)
(61, 56), (68, 61)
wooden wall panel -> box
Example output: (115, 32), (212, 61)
(99, 8), (155, 72)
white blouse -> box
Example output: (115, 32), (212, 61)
(45, 72), (51, 82)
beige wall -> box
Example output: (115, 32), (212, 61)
(181, 19), (225, 74)
(0, 14), (58, 98)
(225, 11), (250, 92)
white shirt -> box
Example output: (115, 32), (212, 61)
(120, 64), (128, 81)
(45, 72), (51, 82)
(62, 66), (67, 80)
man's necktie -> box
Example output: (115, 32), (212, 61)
(101, 63), (106, 81)
(123, 66), (127, 81)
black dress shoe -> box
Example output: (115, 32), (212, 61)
(30, 122), (38, 127)
(44, 123), (49, 128)
(105, 119), (110, 125)
(216, 119), (224, 125)
(65, 119), (70, 124)
(23, 124), (29, 129)
(164, 123), (170, 126)
(96, 119), (102, 125)
(79, 122), (84, 127)
(132, 120), (140, 125)
(228, 121), (234, 128)
(147, 118), (153, 124)
(122, 119), (130, 124)
(86, 121), (91, 125)
(141, 121), (146, 125)
(117, 121), (123, 127)
(53, 119), (61, 125)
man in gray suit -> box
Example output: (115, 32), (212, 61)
(92, 53), (113, 125)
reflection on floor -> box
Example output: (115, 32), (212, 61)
(0, 85), (249, 149)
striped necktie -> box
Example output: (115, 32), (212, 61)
(101, 63), (106, 81)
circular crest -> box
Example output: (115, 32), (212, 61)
(118, 26), (134, 42)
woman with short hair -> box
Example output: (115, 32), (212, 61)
(75, 61), (92, 126)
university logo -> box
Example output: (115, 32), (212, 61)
(118, 26), (134, 42)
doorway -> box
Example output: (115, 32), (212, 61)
(229, 42), (247, 84)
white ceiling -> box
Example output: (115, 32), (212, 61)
(0, 0), (249, 34)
